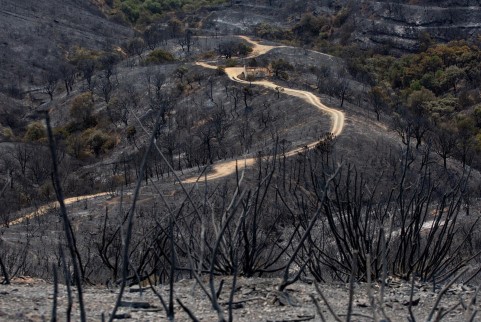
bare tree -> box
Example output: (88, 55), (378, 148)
(0, 254), (9, 284)
(107, 88), (139, 127)
(143, 25), (167, 50)
(78, 58), (96, 92)
(42, 68), (60, 101)
(333, 71), (350, 108)
(59, 62), (76, 95)
(369, 86), (388, 121)
(99, 53), (119, 82)
(99, 77), (118, 104)
(178, 29), (195, 54)
(432, 125), (457, 169)
(124, 37), (145, 61)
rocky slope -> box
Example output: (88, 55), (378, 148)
(0, 275), (478, 321)
(216, 0), (481, 51)
(352, 1), (481, 51)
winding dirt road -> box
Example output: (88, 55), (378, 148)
(2, 192), (110, 227)
(185, 37), (345, 183)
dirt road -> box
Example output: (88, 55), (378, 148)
(3, 192), (110, 227)
(186, 37), (345, 183)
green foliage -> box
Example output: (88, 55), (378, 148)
(175, 66), (188, 83)
(332, 6), (351, 28)
(121, 2), (140, 22)
(24, 121), (46, 142)
(53, 127), (69, 141)
(81, 128), (117, 157)
(68, 47), (103, 66)
(370, 41), (480, 94)
(425, 95), (459, 120)
(1, 127), (14, 139)
(270, 59), (294, 79)
(144, 0), (163, 14)
(407, 88), (435, 112)
(356, 40), (481, 166)
(364, 41), (481, 124)
(68, 47), (121, 79)
(218, 41), (253, 59)
(473, 105), (481, 127)
(70, 92), (97, 131)
(410, 80), (422, 91)
(144, 49), (175, 64)
(292, 13), (331, 42)
(114, 0), (226, 25)
(254, 23), (294, 41)
(225, 58), (238, 67)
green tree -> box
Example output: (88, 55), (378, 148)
(407, 87), (435, 115)
(121, 2), (140, 23)
(442, 65), (465, 94)
(218, 41), (252, 59)
(369, 86), (389, 121)
(270, 59), (293, 79)
(473, 105), (481, 127)
(81, 129), (115, 157)
(24, 121), (46, 142)
(455, 117), (476, 167)
(70, 93), (96, 130)
(144, 49), (175, 65)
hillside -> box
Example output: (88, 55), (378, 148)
(0, 0), (132, 96)
(1, 1), (481, 322)
(353, 0), (481, 51)
(209, 0), (481, 52)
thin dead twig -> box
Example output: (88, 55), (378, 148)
(44, 111), (86, 322)
(426, 266), (469, 322)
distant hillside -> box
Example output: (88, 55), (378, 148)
(211, 0), (481, 52)
(0, 0), (132, 95)
(352, 0), (481, 51)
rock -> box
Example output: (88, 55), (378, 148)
(356, 298), (370, 307)
(112, 313), (131, 319)
(119, 301), (153, 309)
(129, 287), (148, 293)
(272, 291), (300, 307)
(231, 303), (245, 309)
(402, 297), (420, 306)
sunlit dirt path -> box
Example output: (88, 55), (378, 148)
(239, 35), (284, 57)
(3, 192), (110, 227)
(186, 37), (345, 183)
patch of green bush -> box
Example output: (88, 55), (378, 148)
(253, 23), (294, 41)
(144, 49), (176, 64)
(68, 47), (103, 65)
(1, 127), (14, 140)
(121, 2), (141, 22)
(81, 128), (117, 157)
(225, 58), (238, 67)
(69, 92), (97, 131)
(114, 0), (227, 25)
(24, 121), (46, 142)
